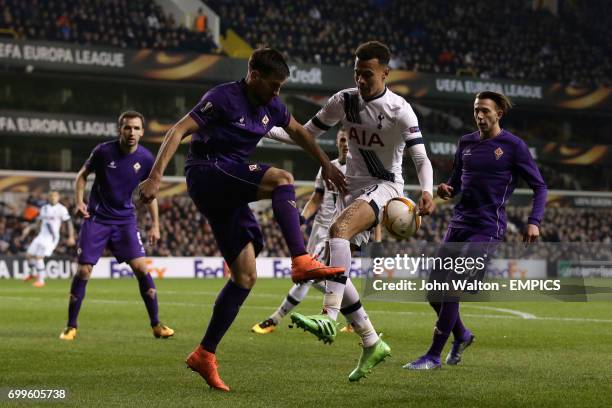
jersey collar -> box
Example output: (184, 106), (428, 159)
(363, 87), (387, 102)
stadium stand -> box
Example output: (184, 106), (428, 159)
(0, 0), (217, 53)
(207, 0), (610, 86)
(4, 192), (611, 258)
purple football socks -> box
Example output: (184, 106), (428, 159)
(271, 184), (306, 257)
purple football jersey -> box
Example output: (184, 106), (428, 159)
(187, 79), (291, 165)
(84, 140), (154, 224)
(447, 130), (547, 238)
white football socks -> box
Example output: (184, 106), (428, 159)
(270, 282), (312, 323)
(35, 258), (46, 283)
(341, 278), (379, 347)
(324, 238), (351, 320)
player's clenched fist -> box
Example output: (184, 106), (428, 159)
(139, 178), (159, 203)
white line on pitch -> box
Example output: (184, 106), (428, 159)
(2, 295), (612, 323)
(462, 305), (537, 319)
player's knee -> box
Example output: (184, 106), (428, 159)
(233, 272), (256, 289)
(330, 220), (349, 239)
(77, 264), (93, 279)
(273, 169), (294, 187)
(132, 268), (148, 278)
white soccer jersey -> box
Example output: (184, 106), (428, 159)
(35, 203), (70, 245)
(313, 158), (347, 226)
(304, 87), (424, 189)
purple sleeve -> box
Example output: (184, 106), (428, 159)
(84, 144), (101, 172)
(515, 141), (547, 226)
(271, 98), (291, 128)
(189, 89), (224, 129)
(447, 140), (463, 196)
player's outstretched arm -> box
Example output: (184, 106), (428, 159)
(139, 114), (199, 203)
(284, 117), (347, 193)
(265, 126), (297, 145)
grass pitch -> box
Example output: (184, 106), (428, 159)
(1, 278), (611, 407)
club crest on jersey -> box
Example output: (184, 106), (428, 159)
(377, 113), (385, 129)
(349, 127), (384, 147)
(249, 164), (261, 172)
(494, 147), (504, 160)
(108, 161), (117, 169)
(261, 114), (269, 127)
(133, 162), (141, 172)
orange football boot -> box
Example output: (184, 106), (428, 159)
(186, 345), (230, 392)
(291, 254), (344, 283)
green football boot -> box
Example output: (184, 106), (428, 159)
(348, 338), (391, 382)
(290, 312), (338, 344)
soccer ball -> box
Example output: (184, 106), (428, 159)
(382, 197), (421, 240)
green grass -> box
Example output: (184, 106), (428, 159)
(1, 279), (611, 408)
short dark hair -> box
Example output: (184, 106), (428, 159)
(476, 91), (514, 115)
(117, 110), (145, 130)
(355, 41), (391, 65)
(248, 48), (290, 78)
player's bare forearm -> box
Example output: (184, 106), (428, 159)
(149, 115), (199, 181)
(149, 130), (183, 181)
(140, 115), (199, 203)
(74, 167), (89, 205)
(284, 117), (330, 166)
(301, 191), (323, 220)
(74, 168), (91, 217)
(146, 199), (160, 229)
(145, 198), (161, 245)
(66, 221), (75, 241)
(284, 117), (346, 192)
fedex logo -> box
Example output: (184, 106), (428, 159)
(194, 259), (226, 278)
(110, 259), (166, 279)
(273, 260), (292, 278)
(348, 260), (362, 278)
(110, 261), (134, 278)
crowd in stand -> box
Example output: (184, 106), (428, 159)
(0, 0), (217, 53)
(0, 0), (608, 86)
(2, 192), (611, 259)
(207, 0), (610, 86)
